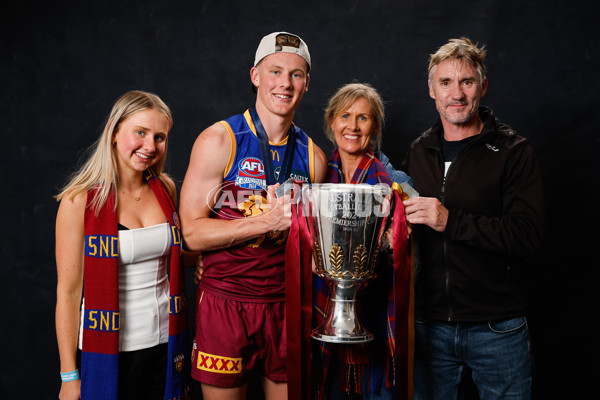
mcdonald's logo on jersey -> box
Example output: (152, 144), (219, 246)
(271, 149), (280, 162)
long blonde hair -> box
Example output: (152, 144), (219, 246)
(56, 90), (174, 214)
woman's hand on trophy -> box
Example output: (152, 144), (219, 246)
(382, 225), (394, 251)
(383, 225), (394, 263)
(380, 219), (395, 250)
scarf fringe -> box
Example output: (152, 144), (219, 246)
(339, 352), (392, 395)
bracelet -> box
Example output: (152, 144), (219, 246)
(60, 369), (80, 382)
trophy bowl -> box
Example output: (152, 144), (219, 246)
(302, 183), (392, 343)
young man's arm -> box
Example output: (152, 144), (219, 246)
(179, 123), (291, 252)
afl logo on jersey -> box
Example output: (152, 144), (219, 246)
(239, 157), (265, 177)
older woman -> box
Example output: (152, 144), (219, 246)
(312, 83), (412, 400)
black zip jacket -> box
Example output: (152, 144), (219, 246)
(401, 107), (545, 322)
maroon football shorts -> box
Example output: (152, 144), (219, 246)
(191, 290), (287, 387)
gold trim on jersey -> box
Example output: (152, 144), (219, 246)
(243, 109), (290, 145)
(218, 121), (237, 178)
(308, 137), (315, 183)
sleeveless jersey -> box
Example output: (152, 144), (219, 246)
(200, 109), (316, 302)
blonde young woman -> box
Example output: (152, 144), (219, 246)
(55, 91), (190, 400)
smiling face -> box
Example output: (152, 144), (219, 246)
(250, 52), (310, 118)
(331, 97), (377, 158)
(112, 108), (170, 174)
(428, 58), (487, 127)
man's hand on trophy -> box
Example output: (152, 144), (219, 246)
(265, 183), (292, 233)
(403, 196), (448, 233)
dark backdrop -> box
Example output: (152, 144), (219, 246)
(2, 0), (598, 398)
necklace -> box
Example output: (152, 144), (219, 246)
(120, 184), (146, 201)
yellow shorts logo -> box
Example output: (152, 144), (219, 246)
(196, 351), (242, 374)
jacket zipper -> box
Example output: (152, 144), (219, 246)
(438, 136), (483, 322)
(424, 120), (490, 322)
(440, 174), (453, 321)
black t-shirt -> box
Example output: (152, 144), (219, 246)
(441, 134), (480, 176)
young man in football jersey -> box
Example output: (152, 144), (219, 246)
(179, 31), (327, 400)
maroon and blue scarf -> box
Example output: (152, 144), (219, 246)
(82, 169), (190, 399)
(325, 148), (392, 185)
(303, 148), (412, 399)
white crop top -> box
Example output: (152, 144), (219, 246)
(79, 222), (171, 352)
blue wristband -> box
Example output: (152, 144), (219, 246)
(60, 369), (80, 382)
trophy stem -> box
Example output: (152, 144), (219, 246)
(311, 281), (374, 343)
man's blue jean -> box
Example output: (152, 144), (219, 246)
(414, 317), (532, 400)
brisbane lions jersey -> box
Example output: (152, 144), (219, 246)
(200, 109), (317, 301)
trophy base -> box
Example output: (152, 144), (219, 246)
(311, 294), (375, 343)
(311, 330), (374, 344)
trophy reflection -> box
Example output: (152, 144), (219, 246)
(302, 183), (392, 343)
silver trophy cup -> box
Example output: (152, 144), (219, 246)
(302, 183), (392, 343)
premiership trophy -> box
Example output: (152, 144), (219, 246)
(302, 183), (393, 343)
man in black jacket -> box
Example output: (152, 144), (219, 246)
(401, 37), (544, 399)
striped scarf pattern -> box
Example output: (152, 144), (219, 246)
(326, 148), (392, 185)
